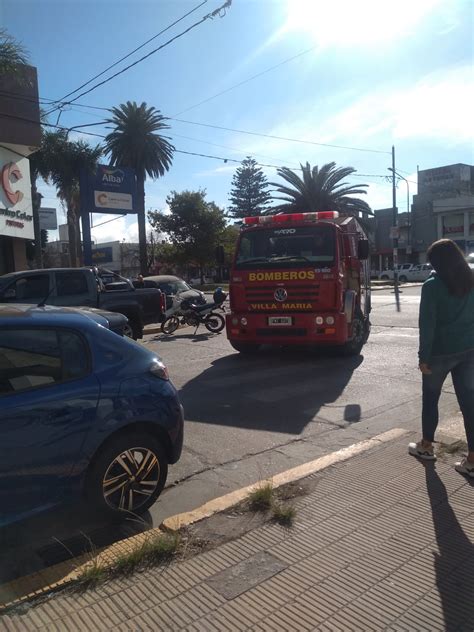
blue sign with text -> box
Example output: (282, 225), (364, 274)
(80, 164), (137, 215)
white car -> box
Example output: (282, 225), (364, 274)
(404, 264), (432, 282)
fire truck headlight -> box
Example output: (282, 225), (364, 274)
(315, 316), (324, 325)
(326, 316), (335, 325)
(240, 317), (248, 326)
(232, 317), (239, 325)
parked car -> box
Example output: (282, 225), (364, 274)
(189, 276), (214, 286)
(378, 264), (416, 282)
(136, 275), (206, 311)
(0, 304), (184, 527)
(404, 263), (432, 282)
(0, 267), (166, 339)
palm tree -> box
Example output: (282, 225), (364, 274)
(104, 101), (174, 274)
(269, 162), (372, 218)
(43, 132), (102, 266)
(0, 28), (29, 76)
(29, 129), (62, 267)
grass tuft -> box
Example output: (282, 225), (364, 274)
(248, 482), (274, 512)
(112, 533), (180, 576)
(272, 503), (296, 527)
(76, 559), (107, 589)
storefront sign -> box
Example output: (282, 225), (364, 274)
(80, 164), (137, 215)
(442, 213), (464, 239)
(0, 148), (34, 240)
(39, 207), (57, 230)
(91, 246), (113, 263)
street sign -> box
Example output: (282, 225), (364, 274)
(80, 164), (137, 215)
(389, 226), (400, 239)
(38, 206), (57, 230)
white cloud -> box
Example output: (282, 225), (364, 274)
(90, 215), (149, 245)
(282, 0), (445, 47)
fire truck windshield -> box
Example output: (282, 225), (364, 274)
(235, 224), (335, 269)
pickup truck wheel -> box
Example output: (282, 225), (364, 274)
(123, 320), (142, 340)
(399, 275), (408, 283)
(230, 341), (260, 354)
(85, 432), (168, 518)
(380, 274), (389, 280)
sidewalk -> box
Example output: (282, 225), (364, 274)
(1, 433), (473, 631)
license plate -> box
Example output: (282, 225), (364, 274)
(268, 316), (293, 326)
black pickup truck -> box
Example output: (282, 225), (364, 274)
(0, 267), (165, 339)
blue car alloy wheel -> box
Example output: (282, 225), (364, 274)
(85, 432), (168, 517)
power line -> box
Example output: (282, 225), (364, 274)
(173, 44), (317, 117)
(170, 118), (391, 154)
(91, 215), (126, 229)
(0, 111), (106, 139)
(45, 0), (232, 115)
(50, 0), (209, 109)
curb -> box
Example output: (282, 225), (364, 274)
(161, 428), (409, 532)
(0, 428), (409, 612)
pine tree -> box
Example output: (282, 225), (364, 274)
(228, 157), (271, 218)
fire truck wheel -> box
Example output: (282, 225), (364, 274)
(230, 341), (260, 354)
(341, 312), (366, 356)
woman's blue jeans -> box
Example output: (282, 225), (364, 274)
(422, 350), (474, 451)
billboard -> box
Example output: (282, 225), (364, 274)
(39, 207), (58, 230)
(80, 164), (137, 215)
(91, 246), (113, 264)
(0, 148), (34, 240)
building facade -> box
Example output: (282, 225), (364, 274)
(411, 164), (474, 261)
(0, 64), (41, 274)
(44, 234), (142, 279)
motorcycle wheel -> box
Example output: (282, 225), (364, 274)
(161, 316), (180, 334)
(204, 312), (225, 333)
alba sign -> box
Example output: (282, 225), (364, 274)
(0, 148), (34, 240)
(80, 164), (136, 215)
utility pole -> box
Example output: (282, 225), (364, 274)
(391, 146), (400, 311)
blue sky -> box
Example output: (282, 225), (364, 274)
(3, 0), (473, 243)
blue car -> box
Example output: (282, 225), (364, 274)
(0, 305), (184, 527)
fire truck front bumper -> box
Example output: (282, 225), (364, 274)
(226, 312), (349, 345)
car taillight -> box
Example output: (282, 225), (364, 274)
(149, 360), (169, 381)
(160, 291), (166, 313)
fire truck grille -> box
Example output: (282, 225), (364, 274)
(256, 328), (307, 337)
(245, 285), (320, 302)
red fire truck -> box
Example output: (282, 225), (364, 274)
(226, 211), (371, 355)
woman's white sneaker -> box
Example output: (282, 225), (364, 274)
(454, 458), (474, 478)
(408, 441), (437, 460)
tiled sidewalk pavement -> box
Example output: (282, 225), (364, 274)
(1, 434), (473, 631)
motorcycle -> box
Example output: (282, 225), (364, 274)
(161, 288), (227, 335)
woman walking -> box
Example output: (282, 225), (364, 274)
(409, 239), (474, 477)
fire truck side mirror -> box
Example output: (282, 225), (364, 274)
(357, 239), (369, 260)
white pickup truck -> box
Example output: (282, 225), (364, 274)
(378, 264), (432, 283)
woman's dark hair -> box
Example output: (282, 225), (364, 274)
(427, 239), (474, 296)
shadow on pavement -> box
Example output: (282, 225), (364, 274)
(0, 501), (152, 584)
(424, 463), (474, 631)
(179, 347), (364, 435)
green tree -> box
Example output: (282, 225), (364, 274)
(270, 162), (372, 217)
(0, 28), (29, 76)
(228, 156), (271, 218)
(149, 190), (226, 284)
(105, 102), (174, 275)
(41, 131), (102, 266)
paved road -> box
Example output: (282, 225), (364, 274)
(0, 286), (462, 583)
